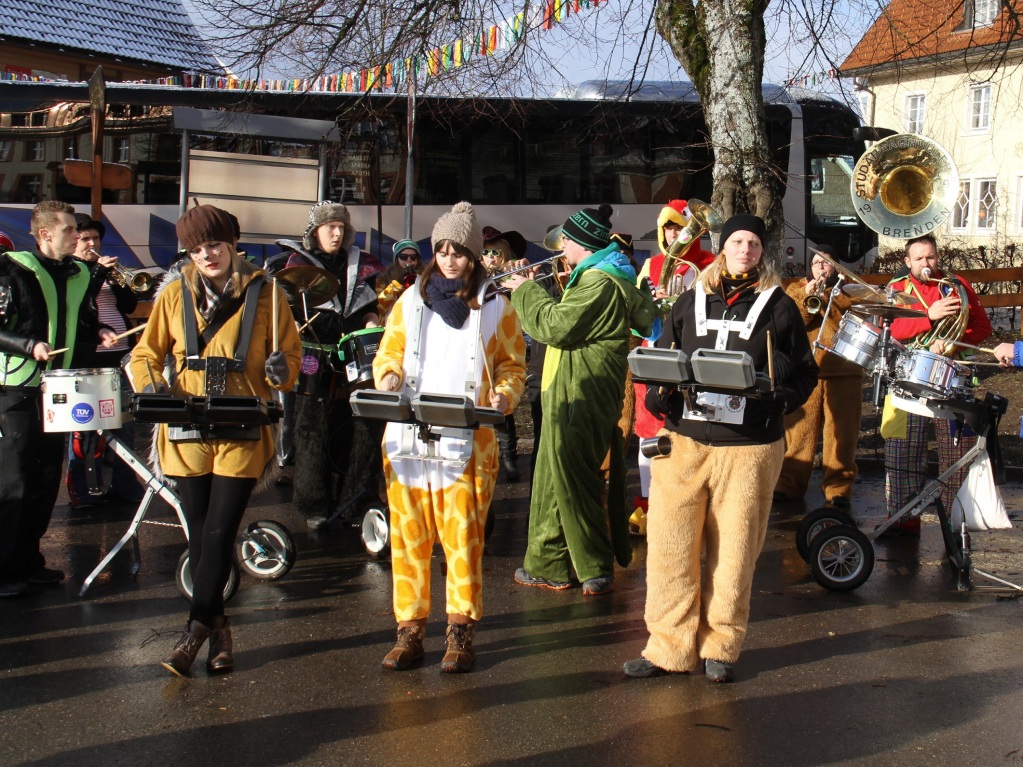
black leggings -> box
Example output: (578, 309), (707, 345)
(170, 474), (256, 625)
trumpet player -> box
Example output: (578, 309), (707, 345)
(66, 214), (144, 508)
(774, 245), (862, 508)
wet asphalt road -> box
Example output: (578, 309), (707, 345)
(2, 462), (1023, 767)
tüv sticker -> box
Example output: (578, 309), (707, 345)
(71, 403), (95, 424)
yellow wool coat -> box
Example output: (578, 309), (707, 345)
(128, 266), (302, 479)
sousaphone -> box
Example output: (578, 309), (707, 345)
(850, 133), (958, 238)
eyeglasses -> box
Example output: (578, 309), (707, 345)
(481, 248), (503, 259)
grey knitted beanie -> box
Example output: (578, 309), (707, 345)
(302, 201), (355, 253)
(431, 201), (483, 259)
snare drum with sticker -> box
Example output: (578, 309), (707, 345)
(40, 368), (123, 432)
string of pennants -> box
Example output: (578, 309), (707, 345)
(1, 0), (604, 94)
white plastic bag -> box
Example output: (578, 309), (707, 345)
(952, 453), (1012, 531)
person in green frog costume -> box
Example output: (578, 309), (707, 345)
(502, 204), (656, 596)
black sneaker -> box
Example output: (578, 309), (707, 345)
(514, 567), (571, 590)
(582, 575), (615, 596)
(828, 496), (851, 510)
(26, 567), (65, 585)
(0, 580), (29, 598)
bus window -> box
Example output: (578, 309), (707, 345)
(472, 124), (520, 204)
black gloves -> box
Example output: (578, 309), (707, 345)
(645, 386), (671, 420)
(771, 349), (794, 386)
(265, 351), (290, 387)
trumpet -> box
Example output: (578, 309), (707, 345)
(89, 250), (154, 294)
(802, 279), (828, 314)
(490, 254), (570, 296)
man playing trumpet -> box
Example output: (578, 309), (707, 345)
(775, 245), (863, 508)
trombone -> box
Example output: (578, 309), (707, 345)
(89, 250), (154, 294)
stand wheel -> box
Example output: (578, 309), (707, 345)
(934, 499), (972, 590)
(808, 525), (874, 591)
(360, 505), (390, 558)
(176, 550), (239, 602)
(236, 520), (296, 581)
(796, 507), (855, 561)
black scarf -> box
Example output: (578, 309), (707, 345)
(425, 276), (470, 329)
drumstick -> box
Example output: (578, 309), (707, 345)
(272, 277), (279, 353)
(955, 360), (1005, 367)
(479, 333), (495, 391)
(48, 323), (148, 358)
(947, 339), (999, 355)
(767, 330), (776, 389)
(297, 312), (322, 334)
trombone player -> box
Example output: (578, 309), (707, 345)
(774, 245), (863, 508)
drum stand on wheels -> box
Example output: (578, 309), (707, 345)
(78, 430), (187, 598)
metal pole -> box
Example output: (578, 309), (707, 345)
(178, 129), (190, 218)
(403, 66), (417, 239)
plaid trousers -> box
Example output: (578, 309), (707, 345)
(884, 412), (976, 517)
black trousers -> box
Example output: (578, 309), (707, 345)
(170, 473), (256, 625)
(0, 391), (66, 582)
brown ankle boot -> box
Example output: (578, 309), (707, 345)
(206, 617), (234, 674)
(161, 620), (210, 677)
(440, 622), (475, 673)
(382, 625), (425, 670)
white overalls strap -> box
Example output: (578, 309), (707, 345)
(694, 282), (778, 349)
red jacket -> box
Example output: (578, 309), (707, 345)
(888, 271), (991, 347)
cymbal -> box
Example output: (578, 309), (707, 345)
(275, 266), (339, 307)
(848, 303), (926, 320)
(842, 284), (916, 305)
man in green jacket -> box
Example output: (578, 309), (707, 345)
(503, 204), (656, 595)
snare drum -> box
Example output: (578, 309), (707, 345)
(294, 342), (345, 399)
(40, 368), (123, 432)
(894, 349), (964, 399)
(830, 313), (882, 369)
(338, 327), (385, 393)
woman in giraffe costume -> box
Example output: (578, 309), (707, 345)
(373, 202), (526, 673)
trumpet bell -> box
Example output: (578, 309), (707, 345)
(542, 226), (564, 253)
(687, 199), (724, 234)
(850, 133), (958, 237)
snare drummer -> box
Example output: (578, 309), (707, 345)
(881, 235), (992, 534)
(128, 205), (301, 675)
(0, 201), (118, 598)
(775, 245), (864, 508)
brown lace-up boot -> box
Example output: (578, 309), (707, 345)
(381, 625), (425, 670)
(440, 622), (475, 673)
(206, 616), (234, 674)
(161, 620), (210, 677)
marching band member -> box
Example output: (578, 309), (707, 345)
(0, 201), (117, 598)
(376, 239), (425, 321)
(632, 202), (716, 532)
(373, 202), (525, 673)
(502, 204), (656, 596)
(128, 205), (301, 675)
(266, 202), (382, 521)
(881, 234), (991, 533)
(624, 214), (817, 682)
(774, 245), (864, 508)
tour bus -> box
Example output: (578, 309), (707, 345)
(0, 79), (874, 271)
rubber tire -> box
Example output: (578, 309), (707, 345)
(808, 525), (875, 592)
(361, 505), (390, 558)
(796, 507), (856, 561)
(934, 499), (971, 588)
(236, 520), (296, 581)
(175, 549), (239, 603)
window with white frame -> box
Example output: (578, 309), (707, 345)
(974, 0), (999, 26)
(114, 137), (130, 163)
(976, 178), (997, 229)
(905, 94), (926, 134)
(953, 180), (972, 230)
(968, 83), (991, 131)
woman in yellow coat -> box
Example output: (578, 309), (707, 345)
(373, 202), (525, 673)
(128, 205), (301, 677)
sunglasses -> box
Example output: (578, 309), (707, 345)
(481, 248), (504, 259)
(397, 252), (420, 261)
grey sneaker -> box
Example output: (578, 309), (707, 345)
(514, 567), (571, 590)
(623, 657), (672, 678)
(582, 575), (614, 596)
(705, 658), (735, 683)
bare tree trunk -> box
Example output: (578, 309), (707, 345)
(656, 0), (784, 258)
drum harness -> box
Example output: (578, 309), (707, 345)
(170, 275), (264, 442)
